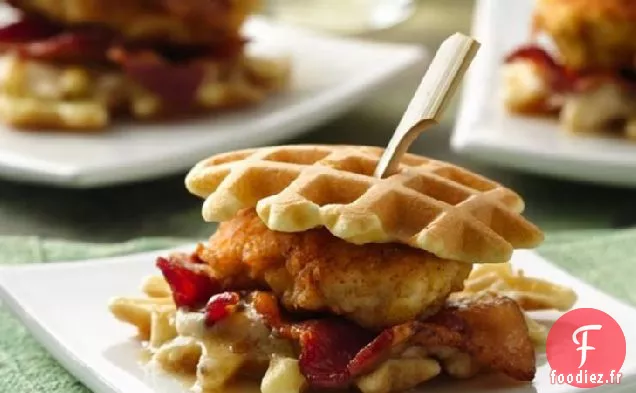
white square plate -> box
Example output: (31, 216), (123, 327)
(452, 0), (636, 187)
(1, 247), (635, 393)
(0, 17), (425, 188)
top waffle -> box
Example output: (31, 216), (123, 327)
(185, 145), (544, 264)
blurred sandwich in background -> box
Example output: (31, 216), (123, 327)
(0, 0), (290, 130)
(501, 0), (636, 138)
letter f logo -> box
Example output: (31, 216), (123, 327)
(573, 324), (602, 368)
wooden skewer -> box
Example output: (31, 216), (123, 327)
(374, 32), (481, 178)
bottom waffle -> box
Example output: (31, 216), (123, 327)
(0, 54), (289, 130)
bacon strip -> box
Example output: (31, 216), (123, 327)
(348, 323), (420, 377)
(255, 292), (536, 387)
(156, 254), (221, 309)
(0, 12), (244, 109)
(251, 292), (397, 388)
(292, 319), (376, 388)
(155, 253), (536, 388)
(0, 13), (60, 42)
(108, 47), (206, 111)
(0, 13), (114, 62)
(414, 294), (536, 381)
(205, 292), (240, 326)
(505, 45), (575, 92)
(505, 45), (636, 93)
(17, 29), (115, 63)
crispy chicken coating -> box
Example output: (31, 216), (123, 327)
(534, 0), (636, 70)
(197, 209), (472, 330)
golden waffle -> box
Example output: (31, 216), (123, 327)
(185, 145), (543, 264)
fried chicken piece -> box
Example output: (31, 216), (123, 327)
(534, 0), (636, 70)
(8, 0), (258, 44)
(197, 209), (472, 330)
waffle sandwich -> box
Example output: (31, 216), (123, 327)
(502, 0), (636, 138)
(0, 0), (289, 130)
(110, 145), (576, 393)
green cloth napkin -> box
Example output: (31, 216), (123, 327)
(1, 231), (635, 393)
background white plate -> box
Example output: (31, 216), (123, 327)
(0, 18), (425, 188)
(1, 248), (635, 393)
(452, 0), (636, 187)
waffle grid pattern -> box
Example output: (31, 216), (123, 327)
(186, 145), (543, 264)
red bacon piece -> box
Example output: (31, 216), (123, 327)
(15, 28), (114, 63)
(0, 10), (247, 111)
(413, 294), (536, 382)
(205, 292), (240, 326)
(152, 263), (536, 388)
(0, 13), (60, 43)
(292, 319), (376, 389)
(348, 323), (420, 377)
(251, 296), (410, 389)
(505, 45), (559, 69)
(505, 45), (636, 94)
(156, 254), (222, 309)
(252, 293), (383, 388)
(252, 292), (535, 387)
(0, 13), (112, 62)
(505, 45), (575, 92)
(249, 293), (410, 388)
(108, 47), (205, 111)
(292, 321), (425, 388)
